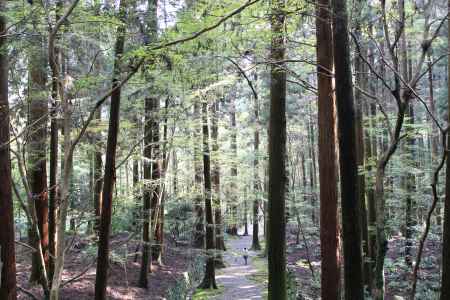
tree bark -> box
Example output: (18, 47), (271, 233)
(366, 25), (378, 287)
(133, 159), (140, 262)
(48, 0), (63, 282)
(316, 0), (340, 297)
(150, 97), (162, 263)
(27, 29), (49, 285)
(158, 97), (169, 262)
(268, 0), (287, 298)
(307, 106), (318, 224)
(227, 95), (239, 235)
(211, 100), (226, 256)
(0, 2), (17, 296)
(252, 84), (261, 250)
(398, 0), (415, 266)
(243, 195), (249, 236)
(172, 152), (178, 195)
(331, 0), (364, 298)
(93, 109), (103, 234)
(47, 1), (82, 298)
(440, 1), (450, 297)
(427, 53), (441, 225)
(94, 1), (127, 297)
(139, 97), (154, 288)
(199, 101), (217, 289)
(139, 0), (159, 286)
(193, 101), (205, 248)
(353, 1), (370, 287)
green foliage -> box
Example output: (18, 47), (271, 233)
(166, 200), (195, 241)
(166, 255), (206, 300)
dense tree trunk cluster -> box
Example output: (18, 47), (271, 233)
(1, 0), (450, 299)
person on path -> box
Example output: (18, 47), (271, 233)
(243, 247), (249, 265)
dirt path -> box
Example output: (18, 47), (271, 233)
(212, 234), (264, 300)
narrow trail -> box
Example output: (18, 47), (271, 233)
(212, 234), (264, 300)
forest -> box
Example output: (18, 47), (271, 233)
(1, 0), (450, 299)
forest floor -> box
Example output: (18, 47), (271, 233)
(16, 232), (191, 299)
(14, 224), (442, 299)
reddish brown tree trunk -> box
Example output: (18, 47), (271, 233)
(199, 101), (217, 289)
(316, 0), (340, 297)
(28, 33), (49, 284)
(0, 2), (17, 296)
(94, 1), (126, 297)
(331, 0), (364, 297)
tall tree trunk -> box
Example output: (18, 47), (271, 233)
(428, 53), (440, 225)
(133, 159), (140, 262)
(139, 97), (154, 288)
(268, 0), (287, 298)
(48, 2), (80, 298)
(28, 30), (49, 285)
(316, 0), (340, 297)
(172, 152), (178, 195)
(150, 97), (162, 263)
(158, 97), (169, 262)
(94, 1), (127, 297)
(228, 95), (239, 235)
(252, 83), (261, 250)
(353, 1), (370, 287)
(398, 0), (415, 265)
(331, 0), (364, 298)
(93, 109), (103, 234)
(48, 0), (63, 282)
(404, 103), (416, 266)
(440, 1), (450, 297)
(199, 101), (217, 289)
(211, 100), (226, 255)
(48, 106), (58, 283)
(243, 194), (249, 236)
(193, 101), (205, 248)
(366, 25), (378, 286)
(0, 3), (17, 296)
(87, 150), (94, 235)
(139, 0), (159, 284)
(307, 105), (318, 224)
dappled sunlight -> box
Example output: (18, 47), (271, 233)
(238, 284), (258, 289)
